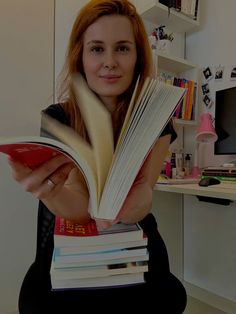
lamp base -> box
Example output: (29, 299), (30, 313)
(191, 166), (201, 178)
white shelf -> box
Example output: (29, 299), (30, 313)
(156, 52), (198, 125)
(157, 52), (196, 74)
(141, 1), (199, 33)
(174, 118), (197, 126)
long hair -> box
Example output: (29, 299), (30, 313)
(57, 0), (153, 141)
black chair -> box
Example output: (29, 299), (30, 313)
(18, 201), (187, 314)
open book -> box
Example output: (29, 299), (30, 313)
(0, 75), (185, 220)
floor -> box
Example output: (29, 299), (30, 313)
(184, 296), (227, 314)
(6, 296), (228, 314)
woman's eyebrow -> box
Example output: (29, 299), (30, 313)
(86, 40), (103, 45)
(86, 40), (135, 45)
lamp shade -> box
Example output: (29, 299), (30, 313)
(195, 112), (218, 143)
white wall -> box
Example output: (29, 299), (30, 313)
(0, 1), (54, 312)
(184, 0), (236, 304)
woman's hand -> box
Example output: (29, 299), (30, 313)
(115, 135), (172, 225)
(8, 154), (75, 199)
(8, 155), (91, 222)
(116, 172), (153, 224)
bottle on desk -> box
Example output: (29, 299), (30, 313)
(170, 152), (176, 178)
(184, 153), (192, 176)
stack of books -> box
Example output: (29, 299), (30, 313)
(50, 217), (148, 290)
(201, 167), (236, 183)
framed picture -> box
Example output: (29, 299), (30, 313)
(215, 66), (224, 80)
(230, 66), (236, 80)
(203, 94), (213, 108)
(203, 67), (213, 81)
(201, 83), (210, 95)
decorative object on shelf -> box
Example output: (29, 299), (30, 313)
(152, 25), (174, 55)
(191, 113), (218, 178)
(157, 39), (172, 54)
(154, 25), (174, 42)
(159, 0), (199, 21)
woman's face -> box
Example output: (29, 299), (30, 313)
(82, 15), (137, 110)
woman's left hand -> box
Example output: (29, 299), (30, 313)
(95, 179), (152, 229)
(116, 174), (153, 224)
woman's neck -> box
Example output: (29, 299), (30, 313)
(99, 96), (117, 114)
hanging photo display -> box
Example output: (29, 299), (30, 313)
(203, 66), (213, 81)
(214, 65), (224, 80)
(230, 66), (236, 80)
(201, 64), (236, 113)
(201, 83), (210, 95)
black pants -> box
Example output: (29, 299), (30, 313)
(19, 214), (187, 313)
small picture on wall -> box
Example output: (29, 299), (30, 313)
(215, 65), (224, 80)
(203, 66), (213, 81)
(201, 83), (210, 95)
(203, 94), (213, 108)
(230, 66), (236, 80)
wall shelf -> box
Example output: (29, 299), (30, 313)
(141, 1), (199, 33)
(157, 52), (197, 74)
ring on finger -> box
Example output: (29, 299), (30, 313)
(47, 178), (56, 188)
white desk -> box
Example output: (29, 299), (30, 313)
(154, 182), (236, 201)
(152, 182), (236, 313)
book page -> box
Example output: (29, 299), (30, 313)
(114, 76), (140, 153)
(73, 75), (114, 201)
(98, 81), (186, 219)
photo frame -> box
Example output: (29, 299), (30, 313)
(201, 83), (210, 95)
(203, 94), (213, 108)
(203, 66), (213, 81)
(230, 66), (236, 80)
(215, 65), (224, 80)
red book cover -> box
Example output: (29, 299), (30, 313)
(54, 217), (99, 237)
(0, 142), (60, 168)
(54, 217), (146, 247)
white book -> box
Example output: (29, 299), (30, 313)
(50, 260), (148, 280)
(53, 246), (148, 264)
(58, 238), (148, 255)
(52, 254), (149, 269)
(51, 272), (145, 290)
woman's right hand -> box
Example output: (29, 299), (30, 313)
(8, 154), (75, 200)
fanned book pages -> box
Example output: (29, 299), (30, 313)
(0, 74), (185, 220)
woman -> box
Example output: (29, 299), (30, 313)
(9, 0), (187, 312)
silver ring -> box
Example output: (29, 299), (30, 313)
(47, 178), (55, 188)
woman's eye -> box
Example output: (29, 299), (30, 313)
(117, 46), (129, 53)
(90, 46), (103, 53)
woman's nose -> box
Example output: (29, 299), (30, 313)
(103, 52), (117, 70)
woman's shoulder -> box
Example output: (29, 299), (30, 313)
(42, 103), (70, 126)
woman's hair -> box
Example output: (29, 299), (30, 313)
(57, 0), (153, 141)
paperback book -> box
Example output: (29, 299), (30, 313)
(51, 272), (145, 290)
(50, 260), (148, 280)
(57, 237), (148, 255)
(54, 217), (146, 247)
(0, 74), (185, 220)
(53, 246), (148, 265)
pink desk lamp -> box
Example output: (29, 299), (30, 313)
(191, 112), (218, 177)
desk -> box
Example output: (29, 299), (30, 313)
(154, 182), (236, 201)
(152, 182), (236, 313)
